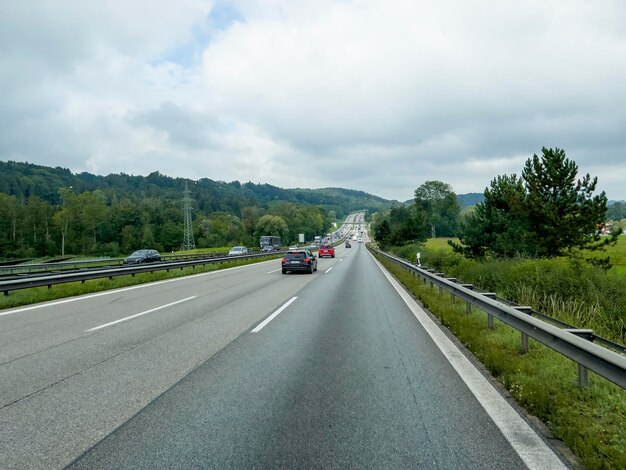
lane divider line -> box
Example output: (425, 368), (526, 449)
(86, 296), (197, 332)
(370, 254), (566, 469)
(251, 296), (297, 333)
(325, 267), (333, 274)
(266, 268), (281, 274)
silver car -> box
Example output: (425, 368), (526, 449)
(228, 246), (249, 256)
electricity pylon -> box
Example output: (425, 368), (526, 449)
(181, 180), (196, 250)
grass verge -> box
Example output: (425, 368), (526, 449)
(0, 255), (282, 310)
(375, 253), (626, 469)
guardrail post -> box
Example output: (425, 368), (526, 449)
(564, 329), (595, 388)
(514, 307), (533, 354)
(445, 279), (457, 304)
(481, 293), (497, 329)
(459, 284), (473, 312)
(578, 364), (589, 388)
(521, 332), (529, 354)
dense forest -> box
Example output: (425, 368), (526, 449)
(0, 161), (393, 259)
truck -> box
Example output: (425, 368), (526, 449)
(259, 235), (281, 251)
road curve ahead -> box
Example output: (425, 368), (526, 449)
(60, 241), (566, 469)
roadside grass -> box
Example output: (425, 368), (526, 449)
(376, 253), (626, 469)
(0, 255), (282, 310)
(388, 239), (626, 345)
(613, 265), (626, 276)
(423, 237), (457, 252)
(420, 234), (626, 275)
(582, 234), (626, 275)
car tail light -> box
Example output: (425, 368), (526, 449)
(303, 258), (310, 263)
(281, 258), (287, 263)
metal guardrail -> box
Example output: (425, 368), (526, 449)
(0, 252), (234, 276)
(0, 252), (282, 296)
(369, 246), (626, 390)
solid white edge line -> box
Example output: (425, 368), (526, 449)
(324, 267), (333, 273)
(369, 254), (566, 470)
(251, 296), (297, 333)
(0, 259), (277, 317)
(86, 296), (196, 332)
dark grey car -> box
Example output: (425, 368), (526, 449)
(123, 249), (161, 264)
(281, 250), (317, 274)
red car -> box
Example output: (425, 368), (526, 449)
(318, 244), (335, 258)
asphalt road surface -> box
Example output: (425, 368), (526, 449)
(1, 235), (567, 469)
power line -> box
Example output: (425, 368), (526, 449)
(181, 180), (196, 250)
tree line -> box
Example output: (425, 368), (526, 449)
(0, 161), (397, 260)
(0, 188), (334, 259)
(371, 180), (461, 249)
(371, 148), (618, 258)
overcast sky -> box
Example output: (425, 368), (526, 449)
(2, 1), (625, 202)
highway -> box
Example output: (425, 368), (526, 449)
(0, 226), (567, 468)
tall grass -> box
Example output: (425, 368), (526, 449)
(583, 234), (626, 272)
(389, 240), (626, 345)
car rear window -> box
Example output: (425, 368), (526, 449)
(285, 252), (307, 259)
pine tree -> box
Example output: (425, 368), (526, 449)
(453, 148), (615, 258)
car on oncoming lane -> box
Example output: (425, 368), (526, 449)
(228, 246), (249, 256)
(281, 250), (317, 274)
(123, 249), (161, 264)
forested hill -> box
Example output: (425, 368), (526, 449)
(0, 160), (396, 258)
(457, 192), (484, 208)
(0, 161), (393, 217)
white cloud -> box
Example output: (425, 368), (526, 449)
(1, 0), (625, 201)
